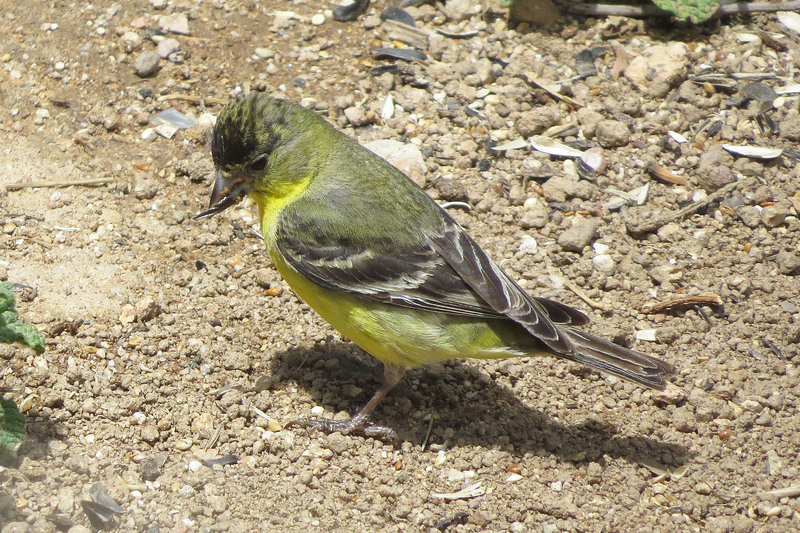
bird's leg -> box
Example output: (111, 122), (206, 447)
(289, 364), (406, 441)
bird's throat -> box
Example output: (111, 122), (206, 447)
(251, 174), (312, 250)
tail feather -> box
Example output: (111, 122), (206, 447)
(560, 327), (674, 390)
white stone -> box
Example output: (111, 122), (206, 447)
(518, 235), (539, 255)
(363, 139), (427, 187)
(625, 42), (689, 98)
(154, 123), (178, 139)
(592, 254), (615, 274)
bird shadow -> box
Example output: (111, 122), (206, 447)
(268, 340), (689, 469)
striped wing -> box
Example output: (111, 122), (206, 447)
(275, 203), (588, 352)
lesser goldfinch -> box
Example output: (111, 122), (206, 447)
(196, 94), (673, 439)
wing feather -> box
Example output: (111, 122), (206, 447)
(276, 208), (503, 319)
(424, 215), (576, 353)
(276, 200), (586, 354)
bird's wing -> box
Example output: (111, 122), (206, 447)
(276, 201), (588, 349)
(276, 204), (505, 319)
(424, 213), (577, 353)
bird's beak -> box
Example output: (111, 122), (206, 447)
(194, 170), (248, 220)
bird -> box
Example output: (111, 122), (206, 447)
(196, 93), (674, 440)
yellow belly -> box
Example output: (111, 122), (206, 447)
(270, 250), (537, 368)
(250, 188), (541, 368)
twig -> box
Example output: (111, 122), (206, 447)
(522, 72), (582, 109)
(567, 0), (800, 18)
(717, 0), (800, 15)
(625, 176), (756, 235)
(4, 177), (114, 190)
(421, 412), (437, 451)
(767, 485), (800, 498)
(564, 280), (613, 312)
(157, 94), (227, 105)
(641, 294), (723, 314)
(568, 3), (669, 17)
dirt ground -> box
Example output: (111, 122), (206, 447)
(2, 0), (800, 532)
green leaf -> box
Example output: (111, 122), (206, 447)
(0, 283), (45, 353)
(0, 397), (26, 453)
(652, 0), (719, 23)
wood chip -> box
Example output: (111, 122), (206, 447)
(610, 45), (629, 80)
(641, 294), (723, 314)
(431, 481), (485, 500)
(382, 19), (429, 49)
(564, 280), (612, 312)
(756, 30), (788, 51)
(522, 72), (582, 109)
(767, 485), (800, 498)
(646, 162), (688, 186)
(5, 177), (115, 190)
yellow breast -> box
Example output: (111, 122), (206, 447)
(252, 187), (536, 369)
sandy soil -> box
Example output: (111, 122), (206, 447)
(1, 1), (799, 532)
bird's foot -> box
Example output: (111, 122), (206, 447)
(288, 416), (398, 442)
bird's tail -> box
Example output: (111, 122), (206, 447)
(560, 327), (674, 390)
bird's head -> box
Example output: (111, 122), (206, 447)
(195, 93), (324, 220)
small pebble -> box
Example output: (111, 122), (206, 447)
(34, 108), (50, 124)
(737, 206), (761, 228)
(174, 438), (193, 451)
(695, 482), (712, 495)
(155, 123), (178, 139)
(557, 217), (601, 252)
(760, 205), (786, 227)
(541, 176), (578, 202)
(135, 296), (161, 321)
(160, 13), (190, 34)
(157, 38), (180, 59)
(3, 524), (30, 533)
(140, 455), (165, 480)
(776, 250), (800, 275)
(697, 148), (734, 191)
(649, 264), (683, 284)
(343, 106), (369, 127)
(592, 254), (615, 274)
(141, 425), (160, 443)
(520, 198), (549, 229)
(254, 47), (275, 59)
(672, 407), (696, 433)
(518, 235), (538, 255)
(364, 140), (426, 187)
(595, 120), (631, 148)
(134, 52), (160, 78)
(119, 304), (136, 324)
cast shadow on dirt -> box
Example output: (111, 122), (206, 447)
(270, 341), (689, 469)
(2, 416), (63, 468)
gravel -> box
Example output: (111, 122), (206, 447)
(1, 1), (799, 531)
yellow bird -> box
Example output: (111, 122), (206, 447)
(196, 94), (673, 439)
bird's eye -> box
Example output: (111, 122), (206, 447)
(250, 154), (268, 171)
